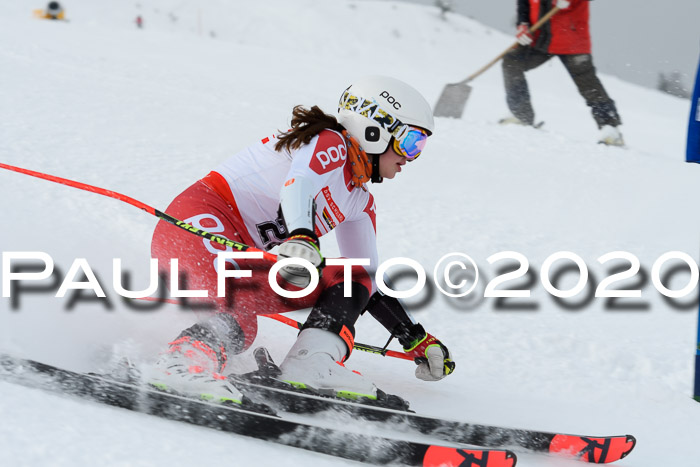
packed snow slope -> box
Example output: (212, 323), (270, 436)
(2, 1), (700, 466)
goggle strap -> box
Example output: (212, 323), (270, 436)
(340, 92), (409, 141)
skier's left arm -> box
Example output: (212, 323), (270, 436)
(335, 197), (454, 381)
(365, 292), (455, 381)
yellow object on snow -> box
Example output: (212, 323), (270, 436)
(33, 5), (66, 20)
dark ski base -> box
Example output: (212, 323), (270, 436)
(0, 355), (516, 467)
(231, 356), (635, 465)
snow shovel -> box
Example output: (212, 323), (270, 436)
(433, 6), (561, 118)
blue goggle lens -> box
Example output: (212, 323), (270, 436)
(393, 128), (428, 161)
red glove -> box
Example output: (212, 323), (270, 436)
(398, 324), (455, 381)
(516, 23), (533, 46)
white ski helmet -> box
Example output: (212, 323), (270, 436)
(337, 76), (435, 155)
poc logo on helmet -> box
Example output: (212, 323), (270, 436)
(315, 144), (347, 170)
(380, 91), (401, 110)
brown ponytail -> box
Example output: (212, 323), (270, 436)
(275, 105), (344, 152)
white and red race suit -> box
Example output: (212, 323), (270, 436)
(151, 129), (376, 350)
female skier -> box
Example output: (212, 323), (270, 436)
(150, 76), (454, 404)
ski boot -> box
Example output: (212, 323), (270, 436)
(148, 313), (271, 413)
(598, 125), (625, 146)
(149, 335), (245, 405)
(278, 328), (378, 400)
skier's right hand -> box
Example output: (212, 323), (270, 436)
(397, 323), (455, 382)
(515, 23), (533, 46)
(277, 230), (324, 288)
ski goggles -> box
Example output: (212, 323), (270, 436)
(392, 127), (428, 161)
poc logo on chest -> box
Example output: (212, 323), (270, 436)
(380, 91), (401, 110)
(315, 144), (347, 170)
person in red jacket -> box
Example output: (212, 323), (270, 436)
(501, 0), (624, 146)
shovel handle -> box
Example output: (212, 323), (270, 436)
(458, 6), (561, 85)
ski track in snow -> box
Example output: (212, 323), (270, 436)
(1, 0), (699, 465)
